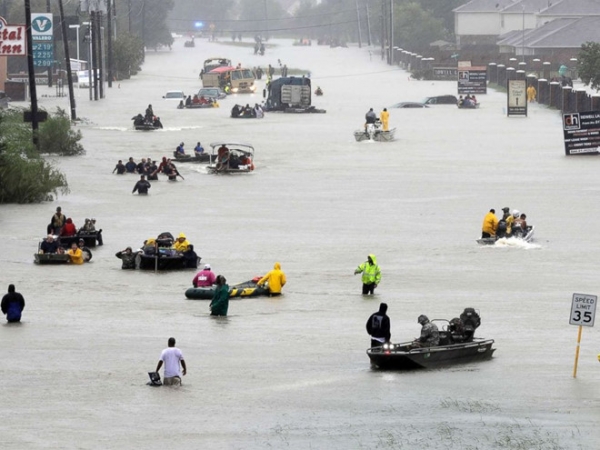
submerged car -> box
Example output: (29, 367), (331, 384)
(422, 95), (458, 105)
(163, 90), (185, 100)
(198, 87), (227, 100)
(389, 102), (429, 108)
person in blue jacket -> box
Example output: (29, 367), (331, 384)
(1, 284), (25, 323)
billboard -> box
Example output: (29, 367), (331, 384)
(458, 67), (487, 95)
(0, 17), (26, 56)
(563, 111), (600, 155)
(507, 79), (527, 117)
(31, 13), (54, 67)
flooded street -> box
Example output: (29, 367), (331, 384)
(1, 38), (600, 449)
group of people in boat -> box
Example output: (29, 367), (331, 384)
(114, 157), (183, 182)
(367, 303), (481, 349)
(216, 144), (253, 171)
(364, 107), (390, 132)
(132, 104), (163, 128)
(174, 142), (205, 157)
(116, 232), (198, 269)
(458, 95), (478, 107)
(178, 95), (219, 109)
(481, 207), (529, 239)
(46, 207), (103, 244)
(231, 103), (264, 118)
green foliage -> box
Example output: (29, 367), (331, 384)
(39, 108), (84, 156)
(113, 33), (145, 80)
(0, 110), (70, 204)
(393, 2), (448, 53)
(578, 42), (600, 91)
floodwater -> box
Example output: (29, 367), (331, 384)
(1, 37), (600, 449)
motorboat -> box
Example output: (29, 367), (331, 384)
(137, 232), (200, 271)
(477, 225), (535, 245)
(367, 338), (495, 370)
(172, 152), (214, 164)
(457, 101), (480, 109)
(58, 231), (102, 248)
(185, 278), (269, 300)
(34, 253), (71, 265)
(354, 122), (396, 142)
(135, 122), (161, 131)
(207, 142), (255, 174)
(367, 308), (495, 370)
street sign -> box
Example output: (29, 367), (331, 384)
(457, 67), (487, 95)
(507, 79), (527, 117)
(563, 111), (600, 155)
(31, 13), (53, 67)
(570, 293), (597, 327)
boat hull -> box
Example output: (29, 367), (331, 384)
(476, 226), (535, 245)
(354, 128), (396, 142)
(59, 232), (101, 248)
(135, 124), (160, 131)
(367, 339), (495, 370)
(185, 279), (269, 299)
(172, 153), (214, 163)
(34, 253), (71, 265)
(138, 253), (199, 271)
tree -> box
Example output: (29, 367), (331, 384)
(578, 42), (600, 91)
(113, 33), (145, 80)
(392, 2), (448, 53)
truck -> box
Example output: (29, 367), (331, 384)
(263, 76), (326, 113)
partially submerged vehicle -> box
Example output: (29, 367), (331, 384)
(185, 277), (269, 300)
(203, 57), (232, 74)
(202, 67), (257, 93)
(207, 142), (255, 174)
(263, 77), (326, 113)
(368, 308), (495, 370)
(198, 87), (227, 100)
(354, 121), (396, 142)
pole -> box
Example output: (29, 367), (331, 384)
(264, 0), (269, 40)
(128, 0), (131, 33)
(92, 11), (99, 100)
(389, 0), (393, 65)
(521, 6), (525, 63)
(46, 0), (52, 87)
(366, 0), (372, 46)
(87, 23), (92, 101)
(355, 0), (362, 49)
(107, 0), (113, 88)
(98, 13), (104, 99)
(58, 0), (77, 120)
(573, 325), (583, 378)
(24, 0), (39, 149)
(380, 0), (384, 60)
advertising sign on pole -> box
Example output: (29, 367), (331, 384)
(0, 17), (27, 56)
(562, 111), (600, 155)
(507, 79), (527, 117)
(31, 13), (53, 67)
(457, 66), (487, 95)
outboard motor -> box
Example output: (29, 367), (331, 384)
(459, 308), (481, 342)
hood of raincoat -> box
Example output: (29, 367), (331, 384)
(274, 262), (281, 270)
(178, 232), (186, 239)
(368, 254), (377, 265)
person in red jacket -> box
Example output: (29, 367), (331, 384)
(60, 218), (77, 236)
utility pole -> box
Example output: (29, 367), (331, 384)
(388, 0), (393, 65)
(355, 0), (362, 48)
(91, 11), (99, 100)
(58, 0), (76, 120)
(24, 0), (40, 148)
(45, 0), (52, 87)
(366, 0), (372, 46)
(380, 0), (385, 61)
(264, 0), (269, 40)
(128, 0), (131, 32)
(98, 11), (104, 99)
(107, 0), (113, 87)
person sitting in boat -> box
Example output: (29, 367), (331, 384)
(182, 245), (199, 269)
(228, 154), (241, 169)
(60, 218), (77, 237)
(448, 317), (466, 343)
(254, 103), (264, 118)
(194, 142), (204, 156)
(457, 96), (464, 107)
(132, 114), (144, 127)
(512, 213), (528, 238)
(153, 117), (163, 129)
(113, 160), (126, 174)
(192, 94), (200, 105)
(365, 108), (377, 131)
(481, 209), (498, 239)
(173, 233), (190, 253)
(413, 315), (439, 348)
(176, 142), (185, 155)
(199, 96), (210, 105)
(193, 264), (217, 287)
(81, 218), (103, 245)
(185, 95), (192, 107)
(77, 238), (92, 260)
(66, 242), (84, 265)
(231, 105), (241, 118)
(40, 235), (59, 254)
(177, 100), (184, 109)
(115, 247), (138, 270)
(315, 86), (323, 96)
(217, 145), (230, 169)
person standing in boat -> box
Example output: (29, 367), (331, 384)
(413, 315), (439, 348)
(156, 337), (187, 386)
(481, 209), (498, 239)
(1, 284), (25, 323)
(354, 254), (381, 295)
(366, 303), (391, 348)
(380, 108), (389, 131)
(365, 108), (377, 131)
(257, 262), (287, 296)
(193, 264), (217, 287)
(132, 175), (151, 195)
(210, 275), (230, 316)
(47, 206), (66, 235)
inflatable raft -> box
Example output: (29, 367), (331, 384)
(185, 278), (269, 300)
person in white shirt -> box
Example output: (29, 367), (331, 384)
(155, 337), (187, 386)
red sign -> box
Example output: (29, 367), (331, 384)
(0, 17), (26, 56)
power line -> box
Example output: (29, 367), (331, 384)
(167, 8), (358, 23)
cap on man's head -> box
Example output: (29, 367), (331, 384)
(502, 207), (510, 212)
(204, 264), (211, 270)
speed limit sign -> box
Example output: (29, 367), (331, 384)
(570, 293), (597, 327)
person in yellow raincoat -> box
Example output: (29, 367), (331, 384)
(67, 242), (84, 264)
(380, 108), (389, 131)
(527, 85), (536, 102)
(481, 209), (498, 238)
(258, 262), (287, 296)
(173, 233), (190, 253)
(354, 254), (381, 295)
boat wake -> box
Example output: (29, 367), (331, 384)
(488, 237), (541, 250)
